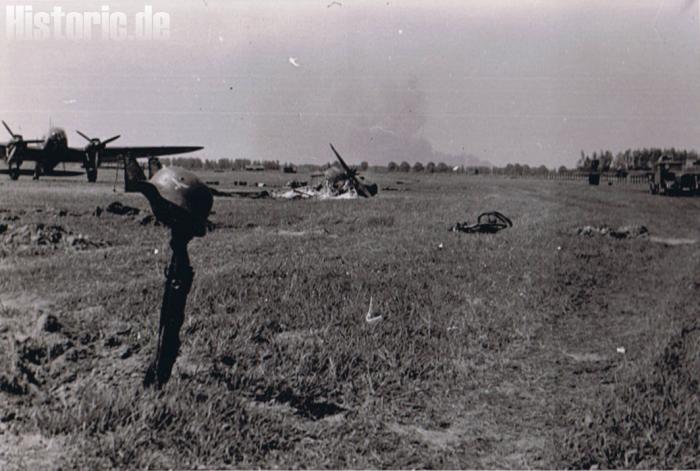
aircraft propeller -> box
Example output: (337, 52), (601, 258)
(77, 130), (121, 151)
(329, 143), (375, 197)
(2, 120), (42, 162)
(76, 130), (120, 168)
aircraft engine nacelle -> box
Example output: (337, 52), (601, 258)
(83, 149), (99, 182)
(6, 141), (25, 164)
(84, 147), (100, 168)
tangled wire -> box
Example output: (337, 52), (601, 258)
(450, 211), (513, 234)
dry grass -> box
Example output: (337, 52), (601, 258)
(0, 169), (699, 468)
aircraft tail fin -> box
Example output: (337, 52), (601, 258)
(124, 155), (147, 192)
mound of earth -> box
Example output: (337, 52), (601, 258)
(0, 223), (108, 252)
(575, 224), (649, 239)
(93, 202), (141, 217)
(563, 324), (700, 468)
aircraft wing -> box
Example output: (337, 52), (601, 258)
(0, 144), (52, 162)
(98, 146), (203, 162)
(60, 147), (90, 163)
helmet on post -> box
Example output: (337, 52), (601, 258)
(135, 166), (213, 237)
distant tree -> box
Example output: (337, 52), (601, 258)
(399, 161), (411, 172)
(614, 152), (626, 170)
(174, 157), (203, 169)
(412, 161), (424, 172)
(359, 161), (369, 171)
(233, 158), (251, 170)
(436, 162), (450, 173)
(387, 161), (398, 171)
(263, 160), (280, 170)
(558, 165), (567, 174)
(426, 162), (436, 173)
(577, 151), (592, 170)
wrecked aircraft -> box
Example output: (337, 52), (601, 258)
(273, 144), (378, 200)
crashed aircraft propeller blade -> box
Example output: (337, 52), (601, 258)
(328, 143), (371, 197)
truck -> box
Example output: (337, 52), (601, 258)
(649, 156), (700, 195)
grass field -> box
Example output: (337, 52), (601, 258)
(1, 168), (699, 469)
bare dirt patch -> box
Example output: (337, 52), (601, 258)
(0, 432), (68, 470)
(0, 223), (109, 254)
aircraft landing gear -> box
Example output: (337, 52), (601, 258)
(8, 164), (20, 180)
(86, 167), (98, 183)
(33, 161), (42, 180)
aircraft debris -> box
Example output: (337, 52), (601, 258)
(285, 180), (308, 189)
(105, 201), (141, 216)
(274, 144), (377, 200)
(366, 296), (383, 324)
(450, 212), (512, 234)
(211, 188), (270, 199)
(382, 185), (410, 192)
(576, 225), (648, 239)
(274, 185), (359, 200)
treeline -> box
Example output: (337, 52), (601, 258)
(577, 148), (700, 172)
(159, 157), (283, 171)
(161, 157), (342, 173)
(386, 161), (556, 176)
(161, 156), (552, 175)
(387, 161), (454, 173)
(161, 148), (699, 176)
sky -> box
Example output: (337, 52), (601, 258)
(1, 0), (700, 168)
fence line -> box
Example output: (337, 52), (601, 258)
(478, 172), (650, 184)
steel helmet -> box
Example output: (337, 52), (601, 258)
(136, 166), (213, 237)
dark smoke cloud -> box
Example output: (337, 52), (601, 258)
(345, 77), (489, 167)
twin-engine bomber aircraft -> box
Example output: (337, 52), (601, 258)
(0, 121), (203, 182)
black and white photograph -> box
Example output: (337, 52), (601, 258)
(1, 0), (699, 468)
